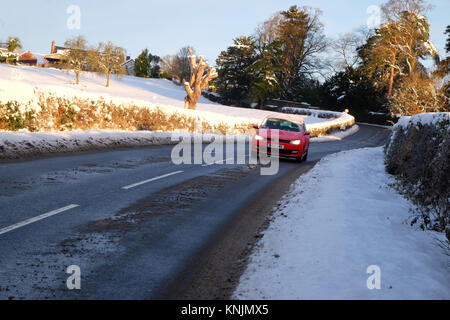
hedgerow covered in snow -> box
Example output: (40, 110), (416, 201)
(385, 112), (450, 241)
(0, 93), (254, 134)
(282, 106), (356, 137)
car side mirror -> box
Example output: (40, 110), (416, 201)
(253, 124), (259, 129)
(305, 131), (310, 135)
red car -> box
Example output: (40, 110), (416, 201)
(251, 115), (310, 162)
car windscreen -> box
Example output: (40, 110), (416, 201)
(261, 118), (302, 132)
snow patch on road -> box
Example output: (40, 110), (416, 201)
(234, 147), (449, 300)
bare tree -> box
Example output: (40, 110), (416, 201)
(255, 13), (282, 53)
(64, 35), (88, 85)
(381, 0), (431, 22)
(183, 48), (218, 110)
(90, 42), (126, 87)
(333, 28), (371, 70)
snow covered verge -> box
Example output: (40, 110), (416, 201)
(234, 147), (450, 300)
(0, 64), (354, 137)
(0, 130), (253, 160)
(385, 112), (450, 242)
(0, 130), (174, 160)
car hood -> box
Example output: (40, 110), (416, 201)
(257, 129), (301, 141)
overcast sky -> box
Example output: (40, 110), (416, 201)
(1, 0), (448, 65)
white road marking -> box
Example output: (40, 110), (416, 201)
(0, 204), (79, 236)
(122, 170), (184, 190)
(201, 157), (235, 167)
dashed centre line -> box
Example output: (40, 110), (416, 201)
(0, 204), (79, 236)
(122, 170), (184, 190)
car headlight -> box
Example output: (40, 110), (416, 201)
(290, 140), (301, 145)
(255, 135), (264, 141)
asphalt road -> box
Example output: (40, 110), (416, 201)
(0, 124), (390, 299)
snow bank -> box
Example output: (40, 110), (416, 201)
(0, 130), (175, 160)
(282, 106), (356, 136)
(234, 147), (450, 300)
(394, 112), (450, 130)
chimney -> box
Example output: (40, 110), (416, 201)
(126, 56), (130, 61)
(51, 40), (55, 54)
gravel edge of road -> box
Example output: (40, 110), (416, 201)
(160, 160), (318, 300)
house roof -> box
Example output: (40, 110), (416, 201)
(18, 51), (37, 62)
(43, 53), (66, 61)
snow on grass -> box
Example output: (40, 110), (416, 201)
(234, 147), (449, 300)
(0, 64), (350, 131)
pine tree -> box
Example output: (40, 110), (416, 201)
(135, 49), (161, 78)
(7, 37), (21, 52)
(216, 36), (257, 106)
(135, 49), (151, 78)
(275, 6), (327, 99)
(249, 40), (283, 108)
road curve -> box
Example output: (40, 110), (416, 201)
(0, 124), (390, 299)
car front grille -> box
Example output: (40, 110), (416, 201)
(265, 138), (292, 144)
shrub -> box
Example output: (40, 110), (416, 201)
(385, 113), (450, 240)
(0, 101), (37, 131)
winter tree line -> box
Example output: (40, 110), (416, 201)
(146, 0), (449, 122)
(2, 0), (448, 120)
(210, 0), (449, 123)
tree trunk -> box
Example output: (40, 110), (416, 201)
(183, 48), (218, 110)
(106, 72), (110, 87)
(388, 66), (395, 97)
(76, 71), (80, 85)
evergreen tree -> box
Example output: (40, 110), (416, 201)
(216, 36), (257, 106)
(249, 40), (283, 108)
(321, 67), (388, 120)
(7, 37), (22, 52)
(275, 6), (327, 100)
(135, 49), (151, 78)
(135, 49), (161, 78)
